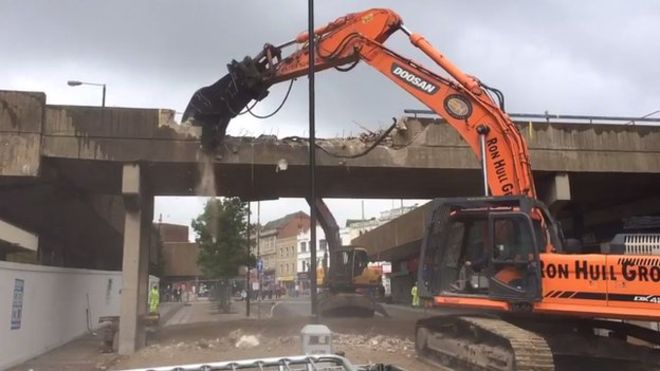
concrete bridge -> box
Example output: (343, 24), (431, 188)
(4, 88), (660, 265)
(2, 89), (660, 352)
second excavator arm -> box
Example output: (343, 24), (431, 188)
(183, 8), (536, 199)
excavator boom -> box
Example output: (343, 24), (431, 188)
(183, 8), (535, 199)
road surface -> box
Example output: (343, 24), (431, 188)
(271, 295), (437, 321)
(11, 296), (439, 371)
(164, 298), (280, 326)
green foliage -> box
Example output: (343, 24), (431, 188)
(192, 197), (252, 279)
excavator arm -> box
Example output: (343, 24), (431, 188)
(183, 8), (535, 198)
(306, 198), (338, 288)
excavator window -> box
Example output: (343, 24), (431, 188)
(424, 219), (465, 293)
(340, 251), (350, 265)
(353, 250), (369, 278)
(465, 220), (488, 269)
(532, 219), (548, 253)
(492, 218), (533, 263)
(487, 212), (541, 300)
(430, 217), (492, 294)
(330, 250), (353, 282)
(444, 221), (466, 269)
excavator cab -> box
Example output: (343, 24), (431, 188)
(318, 245), (389, 317)
(326, 246), (371, 289)
(418, 196), (559, 308)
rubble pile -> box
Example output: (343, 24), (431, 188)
(235, 335), (260, 348)
(358, 129), (392, 146)
(334, 333), (414, 354)
(227, 329), (261, 348)
(141, 337), (230, 354)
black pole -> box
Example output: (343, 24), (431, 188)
(256, 201), (261, 319)
(101, 84), (106, 108)
(246, 202), (251, 317)
(307, 0), (318, 318)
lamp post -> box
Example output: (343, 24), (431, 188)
(307, 0), (318, 318)
(67, 80), (106, 107)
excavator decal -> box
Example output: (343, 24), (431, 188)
(390, 63), (439, 94)
(541, 259), (660, 282)
(443, 94), (472, 119)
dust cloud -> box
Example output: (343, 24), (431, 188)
(196, 152), (218, 242)
(196, 152), (217, 197)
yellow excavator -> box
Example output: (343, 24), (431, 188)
(309, 198), (388, 317)
(315, 247), (382, 288)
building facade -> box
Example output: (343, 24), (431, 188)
(256, 228), (277, 272)
(296, 226), (327, 292)
(252, 211), (310, 294)
(340, 205), (419, 245)
(276, 235), (298, 290)
(156, 223), (202, 281)
(296, 226), (327, 273)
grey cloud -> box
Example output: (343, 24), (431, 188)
(2, 0), (659, 135)
(5, 1), (659, 229)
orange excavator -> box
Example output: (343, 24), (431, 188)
(183, 8), (660, 370)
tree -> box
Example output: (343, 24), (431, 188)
(192, 197), (254, 279)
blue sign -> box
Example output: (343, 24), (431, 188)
(11, 279), (24, 330)
(257, 259), (264, 272)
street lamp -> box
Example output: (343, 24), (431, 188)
(67, 80), (106, 107)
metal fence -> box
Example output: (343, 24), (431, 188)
(119, 354), (401, 371)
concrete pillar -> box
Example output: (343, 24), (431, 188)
(118, 164), (152, 355)
(136, 195), (153, 348)
(542, 172), (571, 214)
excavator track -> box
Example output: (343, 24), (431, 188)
(415, 315), (555, 371)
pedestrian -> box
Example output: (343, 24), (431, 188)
(241, 289), (247, 301)
(149, 284), (160, 314)
(182, 283), (188, 303)
(411, 282), (420, 308)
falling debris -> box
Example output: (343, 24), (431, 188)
(196, 152), (217, 197)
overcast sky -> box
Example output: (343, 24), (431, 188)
(3, 1), (659, 239)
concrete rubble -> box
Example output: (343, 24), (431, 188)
(235, 335), (260, 348)
(333, 333), (414, 354)
(141, 331), (413, 355)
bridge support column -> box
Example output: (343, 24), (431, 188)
(119, 164), (152, 355)
(542, 172), (571, 214)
